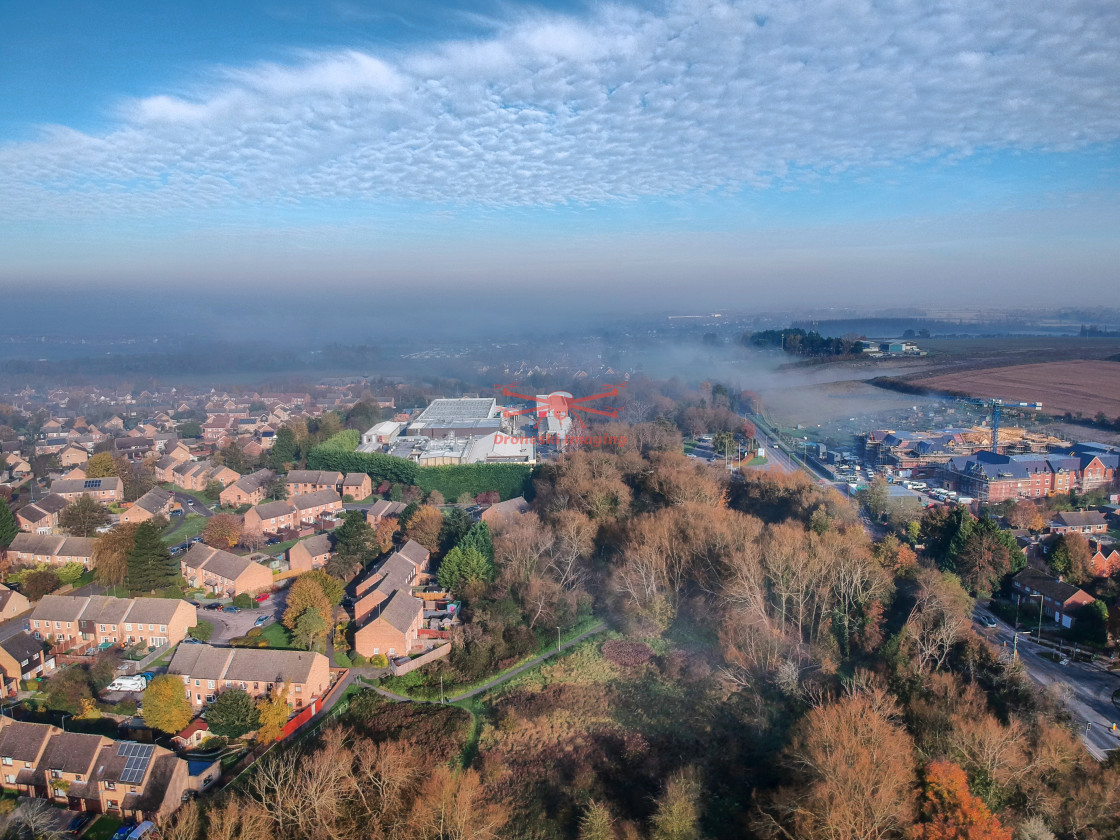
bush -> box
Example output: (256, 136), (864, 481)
(602, 640), (653, 667)
(232, 593), (254, 609)
(370, 654), (389, 668)
(246, 627), (262, 638)
(350, 653), (368, 667)
(189, 620), (213, 642)
(334, 651), (353, 667)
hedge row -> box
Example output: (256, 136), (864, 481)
(306, 440), (533, 501)
(316, 429), (361, 451)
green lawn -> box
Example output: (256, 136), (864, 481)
(84, 816), (124, 840)
(261, 622), (298, 649)
(162, 513), (208, 546)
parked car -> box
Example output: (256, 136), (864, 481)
(254, 614), (269, 627)
(182, 637), (203, 645)
(140, 671), (155, 681)
(66, 813), (92, 834)
(982, 616), (997, 628)
(223, 605), (240, 613)
(204, 602), (223, 611)
(254, 592), (270, 603)
(111, 827), (136, 840)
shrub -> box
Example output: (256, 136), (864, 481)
(350, 653), (368, 667)
(370, 654), (389, 668)
(602, 640), (653, 667)
(189, 620), (213, 642)
(246, 627), (262, 638)
(232, 593), (254, 609)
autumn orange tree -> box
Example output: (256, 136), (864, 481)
(203, 513), (243, 549)
(910, 760), (1012, 840)
(404, 505), (444, 553)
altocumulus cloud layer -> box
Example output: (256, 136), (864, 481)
(3, 0), (1119, 219)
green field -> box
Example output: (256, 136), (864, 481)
(162, 513), (207, 546)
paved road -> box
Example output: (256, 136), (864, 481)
(973, 606), (1120, 760)
(201, 589), (290, 644)
(169, 491), (215, 519)
(374, 622), (607, 704)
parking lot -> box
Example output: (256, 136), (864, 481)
(198, 590), (288, 645)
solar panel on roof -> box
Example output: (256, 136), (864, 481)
(117, 742), (154, 783)
(83, 479), (102, 489)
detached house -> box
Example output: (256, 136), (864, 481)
(119, 487), (174, 525)
(1049, 510), (1109, 536)
(286, 534), (333, 575)
(0, 719), (190, 821)
(168, 644), (330, 708)
(58, 444), (89, 468)
(180, 544), (272, 597)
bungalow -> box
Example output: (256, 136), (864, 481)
(480, 496), (531, 524)
(168, 644), (330, 709)
(366, 500), (407, 526)
(0, 719), (190, 821)
(180, 544), (273, 597)
(15, 494), (69, 533)
(1049, 510), (1109, 536)
(7, 534), (96, 570)
(219, 469), (275, 508)
(286, 534), (333, 575)
(0, 631), (54, 695)
(0, 586), (31, 621)
(284, 470), (343, 496)
(29, 595), (197, 651)
(49, 477), (122, 503)
(119, 487), (174, 525)
(1010, 568), (1096, 629)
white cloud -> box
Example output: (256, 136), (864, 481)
(2, 0), (1119, 219)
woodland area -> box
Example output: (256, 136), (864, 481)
(137, 419), (1120, 840)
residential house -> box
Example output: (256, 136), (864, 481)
(0, 719), (190, 820)
(341, 472), (372, 500)
(352, 540), (430, 660)
(292, 489), (343, 524)
(219, 469), (275, 508)
(180, 545), (273, 597)
(286, 534), (334, 575)
(480, 496), (531, 524)
(366, 500), (407, 526)
(49, 477), (122, 503)
(28, 595), (196, 651)
(113, 437), (155, 462)
(1089, 540), (1120, 578)
(0, 586), (30, 621)
(119, 487), (174, 525)
(58, 444), (88, 468)
(0, 632), (54, 695)
(1049, 510), (1109, 536)
(1010, 568), (1096, 629)
(284, 470), (343, 496)
(15, 494), (69, 533)
(7, 534), (96, 570)
(168, 644), (330, 709)
(242, 499), (300, 534)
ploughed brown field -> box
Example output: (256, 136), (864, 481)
(918, 359), (1120, 420)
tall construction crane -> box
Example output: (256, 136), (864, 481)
(963, 398), (1044, 453)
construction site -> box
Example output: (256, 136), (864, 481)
(860, 425), (1068, 469)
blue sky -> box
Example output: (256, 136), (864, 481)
(2, 0), (1119, 311)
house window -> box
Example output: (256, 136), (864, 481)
(125, 624), (132, 632)
(208, 680), (215, 690)
(294, 685), (301, 693)
(1, 757), (11, 766)
(4, 775), (14, 784)
(194, 679), (200, 686)
(161, 625), (167, 633)
(99, 624), (105, 632)
(50, 770), (61, 779)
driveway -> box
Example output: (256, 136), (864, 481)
(169, 491), (215, 518)
(200, 589), (289, 645)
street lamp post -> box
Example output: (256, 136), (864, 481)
(1028, 593), (1044, 642)
(557, 626), (562, 654)
(60, 713), (70, 732)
